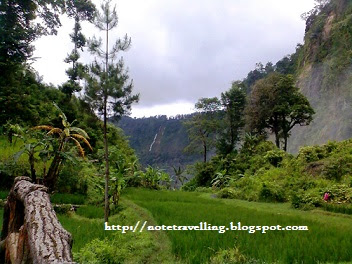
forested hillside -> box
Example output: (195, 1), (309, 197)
(117, 115), (201, 169)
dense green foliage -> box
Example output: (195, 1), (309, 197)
(184, 135), (352, 215)
(184, 97), (222, 163)
(217, 82), (246, 156)
(245, 73), (314, 151)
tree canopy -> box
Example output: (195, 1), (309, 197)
(245, 73), (315, 151)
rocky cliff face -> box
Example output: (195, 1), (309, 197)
(288, 0), (352, 152)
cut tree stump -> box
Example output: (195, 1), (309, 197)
(0, 177), (74, 264)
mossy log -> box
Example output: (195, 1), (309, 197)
(0, 177), (74, 264)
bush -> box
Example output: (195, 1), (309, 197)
(74, 232), (155, 263)
(181, 177), (198, 191)
(194, 162), (216, 187)
(264, 150), (286, 167)
(259, 183), (286, 203)
(291, 190), (322, 210)
(323, 184), (352, 203)
(217, 188), (238, 199)
(74, 238), (118, 264)
(323, 157), (352, 181)
(57, 162), (89, 194)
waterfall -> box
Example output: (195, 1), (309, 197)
(149, 133), (158, 152)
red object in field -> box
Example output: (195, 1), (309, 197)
(323, 192), (330, 201)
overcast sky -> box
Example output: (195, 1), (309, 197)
(32, 0), (315, 118)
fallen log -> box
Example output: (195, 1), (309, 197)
(0, 177), (74, 263)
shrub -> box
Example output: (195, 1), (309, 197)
(291, 190), (322, 210)
(259, 183), (286, 203)
(323, 184), (352, 203)
(181, 177), (198, 191)
(74, 238), (118, 264)
(74, 232), (155, 263)
(210, 247), (247, 264)
(264, 150), (286, 167)
(217, 188), (237, 199)
(298, 145), (326, 163)
(57, 162), (89, 194)
(323, 157), (352, 181)
(194, 162), (216, 187)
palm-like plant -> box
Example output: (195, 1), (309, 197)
(8, 124), (48, 183)
(211, 170), (231, 189)
(33, 103), (92, 191)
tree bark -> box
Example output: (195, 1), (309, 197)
(1, 177), (74, 264)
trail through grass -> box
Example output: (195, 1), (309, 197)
(59, 200), (176, 263)
(124, 188), (352, 264)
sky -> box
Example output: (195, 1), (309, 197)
(32, 0), (316, 118)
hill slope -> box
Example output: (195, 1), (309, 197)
(116, 116), (201, 169)
(289, 0), (352, 152)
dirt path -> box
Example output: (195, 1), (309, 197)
(121, 197), (180, 263)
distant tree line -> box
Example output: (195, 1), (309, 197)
(184, 67), (315, 160)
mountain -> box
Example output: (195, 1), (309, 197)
(115, 115), (202, 171)
(288, 0), (352, 152)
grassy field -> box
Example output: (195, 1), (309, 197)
(123, 188), (352, 264)
(1, 188), (352, 263)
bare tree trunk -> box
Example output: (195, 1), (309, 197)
(103, 17), (110, 223)
(0, 177), (74, 264)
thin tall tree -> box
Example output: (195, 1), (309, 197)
(85, 0), (139, 222)
(62, 0), (95, 97)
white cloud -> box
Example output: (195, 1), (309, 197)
(32, 0), (315, 117)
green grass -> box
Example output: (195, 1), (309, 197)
(322, 203), (352, 215)
(58, 213), (114, 252)
(50, 193), (86, 205)
(75, 205), (104, 219)
(58, 201), (175, 263)
(123, 188), (352, 264)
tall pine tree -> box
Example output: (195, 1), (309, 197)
(62, 0), (95, 97)
(84, 0), (139, 221)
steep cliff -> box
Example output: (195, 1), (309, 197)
(289, 0), (352, 152)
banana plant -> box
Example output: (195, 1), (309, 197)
(33, 102), (92, 191)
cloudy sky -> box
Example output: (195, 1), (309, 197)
(32, 0), (315, 118)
